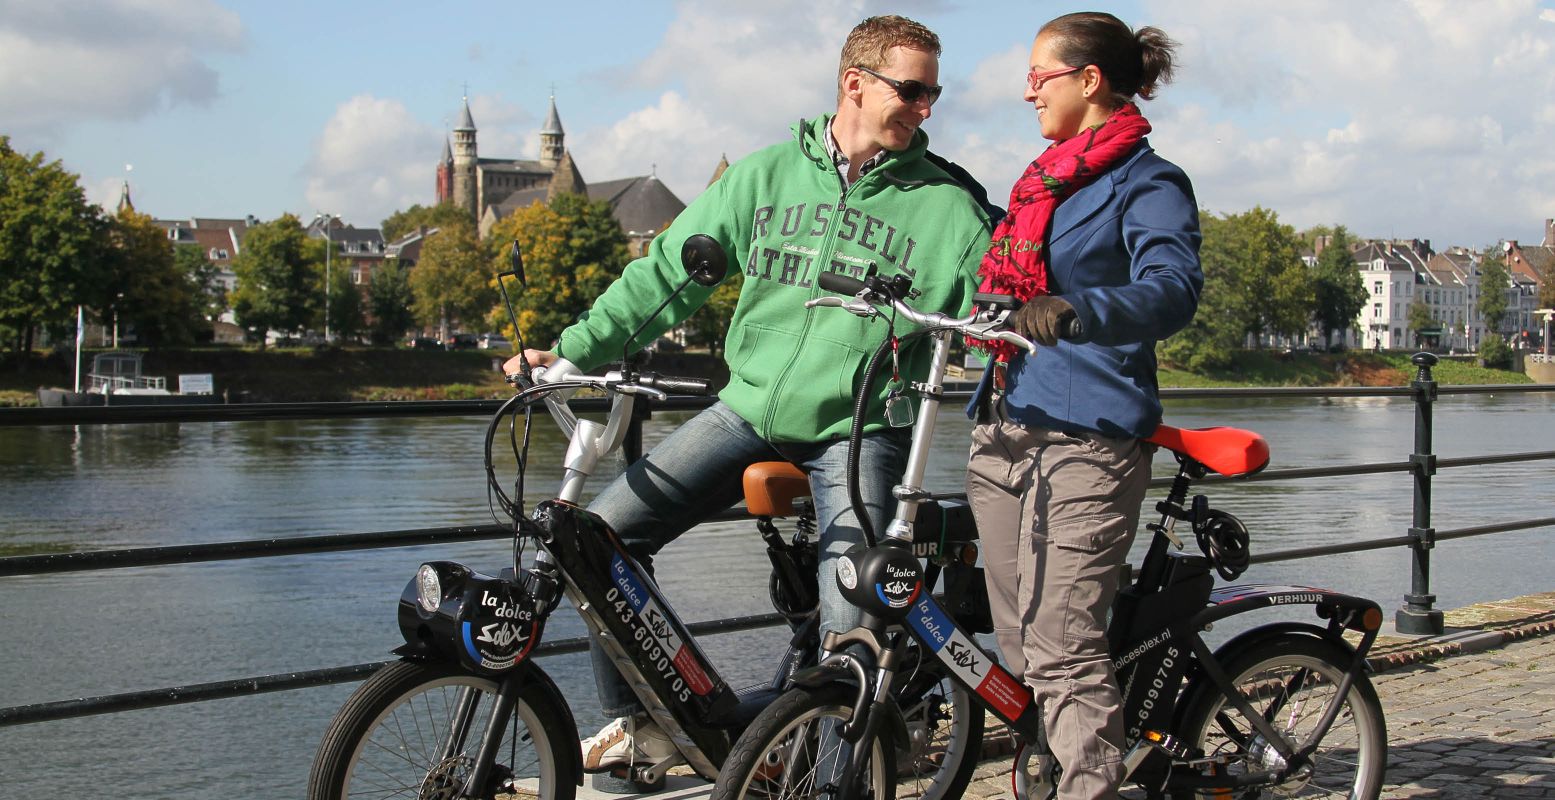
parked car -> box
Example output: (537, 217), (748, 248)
(477, 333), (511, 350)
(444, 333), (478, 350)
(405, 336), (440, 350)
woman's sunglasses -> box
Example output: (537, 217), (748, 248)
(856, 66), (943, 107)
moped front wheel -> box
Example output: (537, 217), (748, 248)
(713, 685), (896, 800)
(1172, 634), (1386, 799)
(308, 660), (578, 800)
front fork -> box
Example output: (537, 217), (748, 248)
(451, 671), (523, 798)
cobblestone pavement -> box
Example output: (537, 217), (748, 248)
(960, 592), (1555, 799)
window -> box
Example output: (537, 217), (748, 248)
(1373, 281), (1383, 294)
(1373, 303), (1382, 318)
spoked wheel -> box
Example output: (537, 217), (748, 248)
(308, 660), (578, 800)
(891, 649), (984, 800)
(1173, 635), (1386, 799)
(713, 685), (896, 800)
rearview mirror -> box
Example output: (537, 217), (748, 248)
(680, 234), (726, 288)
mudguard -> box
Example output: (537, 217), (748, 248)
(509, 661), (584, 788)
(1193, 584), (1383, 634)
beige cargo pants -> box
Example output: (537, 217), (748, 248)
(965, 401), (1153, 800)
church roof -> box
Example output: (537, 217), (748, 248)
(542, 96), (564, 135)
(441, 137), (452, 163)
(547, 150), (587, 202)
(588, 175), (687, 236)
(456, 98), (476, 131)
(478, 157), (550, 174)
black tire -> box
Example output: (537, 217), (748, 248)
(891, 653), (984, 800)
(712, 685), (896, 800)
(1172, 635), (1386, 799)
(308, 660), (579, 800)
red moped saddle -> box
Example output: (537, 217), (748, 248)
(1144, 425), (1270, 477)
(743, 461), (810, 517)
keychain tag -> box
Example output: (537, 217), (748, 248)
(884, 388), (915, 427)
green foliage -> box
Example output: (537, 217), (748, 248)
(230, 214), (318, 344)
(0, 136), (111, 357)
(368, 260), (417, 345)
(1202, 207), (1315, 344)
(105, 210), (209, 347)
(484, 193), (629, 349)
(1311, 225), (1368, 347)
(1478, 334), (1513, 369)
(1406, 298), (1435, 345)
(1477, 254), (1511, 333)
(408, 219), (494, 339)
(323, 258), (365, 342)
(173, 245), (226, 323)
(381, 202), (472, 243)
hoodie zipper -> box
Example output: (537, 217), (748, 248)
(759, 128), (870, 439)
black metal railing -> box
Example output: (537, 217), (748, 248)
(2, 356), (1553, 729)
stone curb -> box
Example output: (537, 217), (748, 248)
(1365, 617), (1555, 672)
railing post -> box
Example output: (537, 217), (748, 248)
(1396, 352), (1444, 635)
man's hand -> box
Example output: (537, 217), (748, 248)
(1011, 296), (1077, 347)
(504, 349), (557, 377)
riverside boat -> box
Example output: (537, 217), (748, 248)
(37, 351), (222, 407)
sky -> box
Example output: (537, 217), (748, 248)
(4, 0), (1555, 250)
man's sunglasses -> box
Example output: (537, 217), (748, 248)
(856, 66), (943, 107)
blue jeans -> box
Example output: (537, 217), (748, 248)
(587, 401), (907, 717)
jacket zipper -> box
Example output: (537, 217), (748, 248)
(759, 148), (865, 439)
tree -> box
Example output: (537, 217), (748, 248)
(1478, 254), (1511, 335)
(368, 260), (417, 345)
(173, 245), (227, 325)
(483, 193), (630, 350)
(230, 214), (317, 345)
(0, 136), (110, 359)
(409, 219), (494, 341)
(1406, 298), (1435, 348)
(1311, 225), (1368, 349)
(1200, 207), (1315, 347)
(322, 255), (365, 343)
(381, 202), (472, 243)
(104, 210), (208, 347)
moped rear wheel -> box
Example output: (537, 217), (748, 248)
(713, 685), (896, 800)
(1172, 635), (1386, 799)
(308, 660), (578, 800)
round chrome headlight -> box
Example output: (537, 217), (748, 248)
(416, 564), (442, 612)
(836, 555), (858, 591)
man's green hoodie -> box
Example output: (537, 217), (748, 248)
(556, 114), (991, 443)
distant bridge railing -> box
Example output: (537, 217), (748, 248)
(2, 354), (1553, 729)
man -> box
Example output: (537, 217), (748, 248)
(504, 14), (992, 773)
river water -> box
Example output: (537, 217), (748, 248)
(1, 392), (1552, 797)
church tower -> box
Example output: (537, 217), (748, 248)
(451, 97), (479, 219)
(539, 95), (564, 170)
(435, 137), (454, 205)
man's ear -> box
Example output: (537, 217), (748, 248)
(840, 67), (866, 104)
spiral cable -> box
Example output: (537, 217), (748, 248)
(1193, 507), (1251, 581)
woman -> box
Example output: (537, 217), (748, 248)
(964, 12), (1202, 800)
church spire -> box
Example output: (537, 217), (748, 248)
(116, 180), (134, 215)
(539, 94), (565, 170)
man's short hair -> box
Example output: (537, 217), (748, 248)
(837, 15), (941, 99)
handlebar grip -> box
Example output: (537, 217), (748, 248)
(639, 374), (714, 396)
(817, 271), (867, 295)
(1063, 315), (1084, 340)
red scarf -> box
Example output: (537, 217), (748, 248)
(973, 103), (1151, 362)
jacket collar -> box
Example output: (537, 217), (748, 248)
(1048, 139), (1152, 245)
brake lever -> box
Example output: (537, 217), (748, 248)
(805, 296), (881, 318)
(962, 321), (1038, 355)
(612, 383), (669, 402)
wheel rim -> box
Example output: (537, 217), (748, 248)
(737, 703), (890, 800)
(341, 674), (558, 799)
(1185, 652), (1381, 799)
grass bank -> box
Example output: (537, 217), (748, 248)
(0, 346), (1530, 407)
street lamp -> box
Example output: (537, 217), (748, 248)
(315, 213), (336, 342)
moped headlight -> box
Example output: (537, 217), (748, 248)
(416, 564), (442, 612)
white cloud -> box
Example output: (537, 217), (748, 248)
(1124, 0), (1555, 244)
(0, 0), (241, 139)
(304, 96), (443, 228)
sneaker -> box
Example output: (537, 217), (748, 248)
(580, 714), (677, 772)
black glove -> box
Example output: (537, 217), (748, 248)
(1011, 296), (1077, 347)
